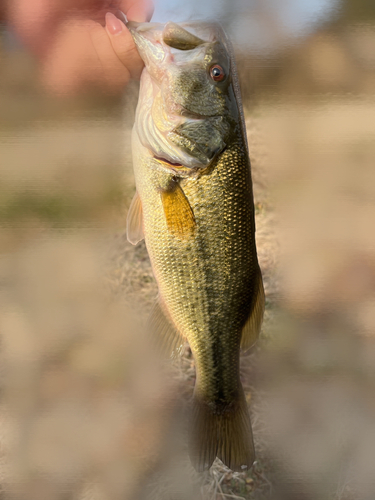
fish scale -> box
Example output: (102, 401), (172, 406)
(133, 132), (257, 421)
(127, 21), (265, 471)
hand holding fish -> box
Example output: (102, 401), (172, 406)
(7, 0), (154, 93)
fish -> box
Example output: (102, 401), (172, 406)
(126, 21), (265, 472)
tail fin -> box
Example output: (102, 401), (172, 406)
(189, 391), (255, 472)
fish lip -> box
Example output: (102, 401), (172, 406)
(127, 22), (168, 66)
(127, 21), (160, 34)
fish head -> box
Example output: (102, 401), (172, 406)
(129, 21), (240, 174)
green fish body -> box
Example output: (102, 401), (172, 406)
(127, 21), (264, 472)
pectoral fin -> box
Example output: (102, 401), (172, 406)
(240, 269), (265, 352)
(160, 183), (195, 240)
(126, 191), (144, 245)
(149, 299), (186, 358)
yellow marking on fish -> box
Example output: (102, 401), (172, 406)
(160, 182), (196, 239)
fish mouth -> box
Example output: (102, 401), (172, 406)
(127, 21), (206, 55)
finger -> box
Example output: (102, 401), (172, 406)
(89, 20), (131, 91)
(105, 12), (144, 79)
(120, 0), (154, 22)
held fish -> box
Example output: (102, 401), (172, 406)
(126, 21), (265, 472)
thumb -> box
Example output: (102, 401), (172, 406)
(105, 12), (144, 80)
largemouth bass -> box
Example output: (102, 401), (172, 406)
(126, 21), (265, 472)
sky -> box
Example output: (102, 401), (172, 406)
(152, 0), (340, 51)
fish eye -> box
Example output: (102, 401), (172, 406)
(210, 64), (225, 82)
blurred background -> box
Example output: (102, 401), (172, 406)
(1, 0), (375, 498)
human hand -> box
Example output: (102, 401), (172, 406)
(7, 0), (154, 94)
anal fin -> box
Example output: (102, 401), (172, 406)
(241, 269), (265, 352)
(127, 191), (144, 245)
(149, 299), (186, 358)
(160, 182), (195, 240)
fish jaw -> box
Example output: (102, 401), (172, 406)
(134, 70), (208, 172)
(127, 22), (172, 82)
(127, 21), (207, 74)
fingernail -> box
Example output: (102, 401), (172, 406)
(105, 12), (123, 35)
